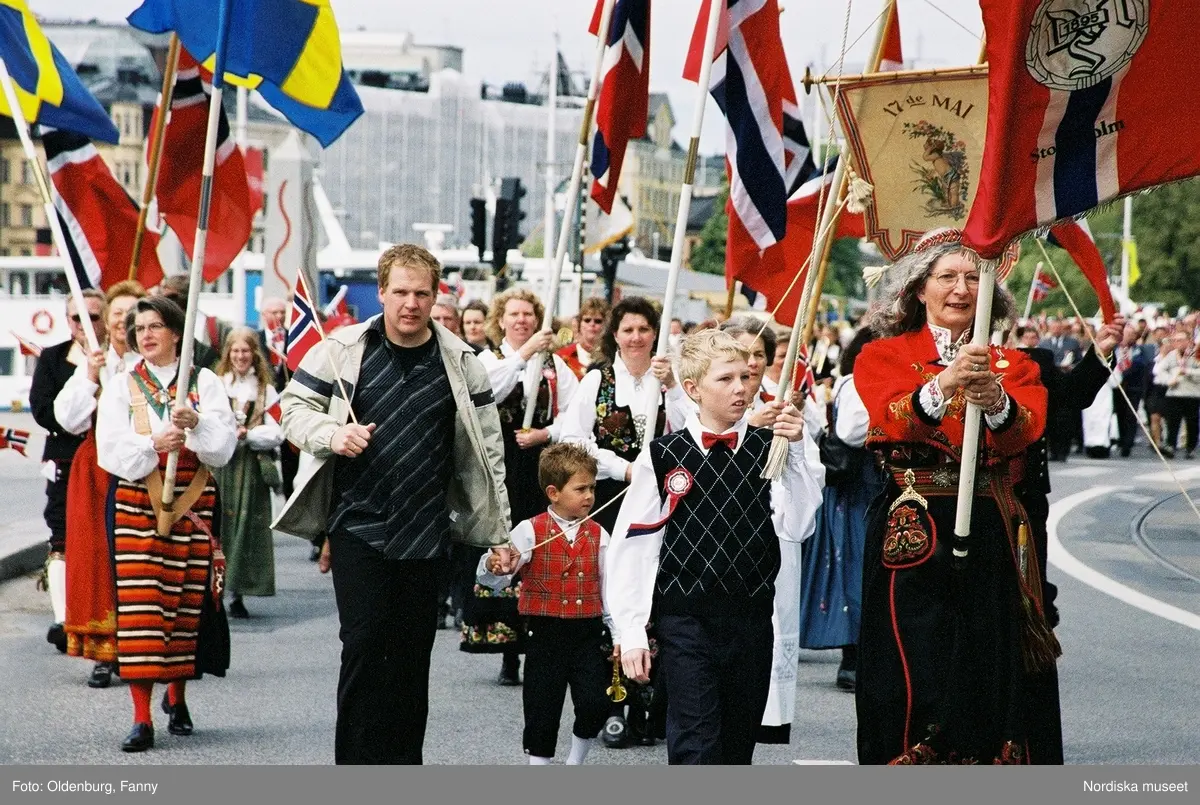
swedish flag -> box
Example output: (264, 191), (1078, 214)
(129, 0), (363, 148)
(0, 0), (120, 143)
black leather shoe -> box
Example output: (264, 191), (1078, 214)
(88, 663), (113, 689)
(46, 623), (67, 653)
(228, 597), (249, 619)
(161, 692), (194, 736)
(121, 722), (154, 752)
(836, 668), (857, 691)
(602, 716), (628, 748)
(496, 669), (521, 686)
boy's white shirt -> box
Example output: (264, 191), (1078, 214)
(476, 507), (613, 629)
(604, 410), (825, 651)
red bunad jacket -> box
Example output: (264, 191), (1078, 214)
(518, 513), (604, 619)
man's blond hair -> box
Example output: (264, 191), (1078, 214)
(378, 243), (441, 292)
(677, 329), (750, 387)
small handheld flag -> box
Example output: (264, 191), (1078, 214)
(286, 268), (322, 373)
(0, 427), (29, 456)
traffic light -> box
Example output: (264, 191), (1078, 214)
(599, 238), (631, 303)
(492, 198), (511, 270)
(499, 177), (527, 250)
(469, 198), (487, 262)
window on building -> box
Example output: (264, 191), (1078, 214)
(0, 347), (14, 377)
(20, 204), (33, 227)
(35, 271), (67, 294)
(0, 159), (8, 184)
(0, 202), (8, 226)
(21, 161), (32, 185)
(20, 248), (31, 257)
(7, 270), (26, 293)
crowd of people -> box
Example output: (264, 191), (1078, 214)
(29, 231), (1175, 765)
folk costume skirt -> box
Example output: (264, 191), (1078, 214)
(64, 432), (117, 663)
(108, 449), (229, 682)
(214, 442), (277, 597)
(856, 465), (1057, 765)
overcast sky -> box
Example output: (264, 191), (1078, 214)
(41, 0), (985, 153)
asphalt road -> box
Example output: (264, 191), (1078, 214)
(0, 446), (1197, 764)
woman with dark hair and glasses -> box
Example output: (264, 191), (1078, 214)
(96, 296), (237, 752)
(561, 296), (684, 533)
(853, 229), (1053, 765)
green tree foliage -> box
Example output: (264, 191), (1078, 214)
(690, 182), (729, 276)
(1129, 179), (1200, 312)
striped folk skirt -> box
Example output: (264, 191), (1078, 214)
(64, 432), (117, 663)
(109, 451), (228, 682)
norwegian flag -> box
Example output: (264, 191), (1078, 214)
(151, 48), (252, 282)
(321, 284), (356, 333)
(44, 129), (164, 291)
(286, 269), (322, 373)
(1031, 267), (1057, 302)
(1046, 217), (1116, 322)
(588, 0), (651, 214)
(964, 1), (1200, 259)
(11, 331), (41, 358)
(733, 157), (865, 327)
(685, 0), (795, 254)
(0, 428), (30, 456)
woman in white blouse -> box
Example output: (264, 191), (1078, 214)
(95, 296), (237, 753)
(467, 289), (579, 683)
(213, 327), (284, 619)
(561, 296), (685, 533)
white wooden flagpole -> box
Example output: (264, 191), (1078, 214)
(160, 0), (235, 511)
(0, 58), (101, 354)
(631, 0), (723, 449)
(1023, 261), (1042, 320)
(520, 0), (615, 430)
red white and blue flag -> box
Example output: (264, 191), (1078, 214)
(965, 1), (1198, 259)
(1045, 217), (1116, 322)
(685, 0), (796, 253)
(0, 427), (29, 456)
(1031, 267), (1057, 302)
(589, 0), (650, 214)
(286, 270), (322, 373)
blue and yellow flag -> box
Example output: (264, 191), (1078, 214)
(0, 0), (120, 143)
(128, 0), (363, 148)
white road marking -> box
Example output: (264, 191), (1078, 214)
(1135, 466), (1200, 484)
(1048, 486), (1200, 633)
(1053, 466), (1114, 478)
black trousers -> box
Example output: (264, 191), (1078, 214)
(1165, 396), (1200, 454)
(43, 460), (70, 553)
(522, 616), (610, 758)
(1115, 389), (1143, 454)
(328, 531), (446, 765)
(657, 611), (773, 765)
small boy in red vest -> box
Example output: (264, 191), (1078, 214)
(480, 443), (611, 765)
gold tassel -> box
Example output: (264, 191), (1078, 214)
(1017, 523), (1062, 672)
(863, 265), (888, 288)
(846, 169), (874, 214)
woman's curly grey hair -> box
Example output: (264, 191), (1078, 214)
(864, 242), (1016, 338)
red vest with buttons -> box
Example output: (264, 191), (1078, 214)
(518, 513), (604, 618)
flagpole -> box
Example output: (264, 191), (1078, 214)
(0, 58), (101, 354)
(129, 33), (181, 282)
(1023, 261), (1041, 319)
(543, 33), (559, 267)
(232, 85), (248, 327)
(761, 0), (894, 478)
(159, 0), (234, 518)
(519, 0), (615, 430)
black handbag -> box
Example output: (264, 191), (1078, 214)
(818, 383), (864, 485)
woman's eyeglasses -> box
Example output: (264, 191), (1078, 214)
(133, 322), (169, 335)
(70, 313), (102, 323)
(930, 271), (981, 289)
(580, 317), (605, 325)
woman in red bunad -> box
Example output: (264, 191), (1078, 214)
(854, 228), (1057, 765)
(96, 296), (237, 753)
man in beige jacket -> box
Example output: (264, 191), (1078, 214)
(274, 244), (515, 764)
